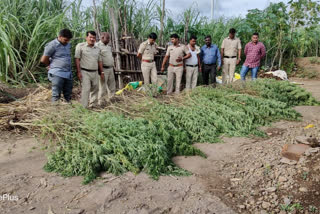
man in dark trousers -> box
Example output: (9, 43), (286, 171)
(200, 35), (221, 86)
(41, 29), (73, 103)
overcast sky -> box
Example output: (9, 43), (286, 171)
(152, 0), (289, 18)
(83, 0), (290, 18)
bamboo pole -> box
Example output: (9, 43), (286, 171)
(159, 0), (165, 45)
(92, 0), (101, 39)
(109, 5), (123, 88)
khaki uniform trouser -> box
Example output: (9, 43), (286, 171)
(98, 68), (116, 105)
(81, 70), (99, 108)
(167, 66), (183, 95)
(141, 62), (157, 85)
(185, 66), (198, 90)
(222, 58), (237, 84)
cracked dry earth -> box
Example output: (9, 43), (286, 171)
(0, 78), (319, 214)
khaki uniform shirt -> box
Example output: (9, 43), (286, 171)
(75, 42), (102, 70)
(138, 40), (158, 60)
(96, 41), (114, 67)
(165, 44), (190, 65)
(221, 37), (242, 57)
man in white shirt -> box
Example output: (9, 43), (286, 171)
(185, 35), (201, 90)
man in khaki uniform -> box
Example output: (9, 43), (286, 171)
(137, 32), (158, 85)
(221, 28), (242, 84)
(161, 34), (191, 95)
(96, 32), (116, 105)
(185, 35), (201, 90)
(75, 31), (104, 108)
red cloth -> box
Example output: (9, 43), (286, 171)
(244, 42), (266, 68)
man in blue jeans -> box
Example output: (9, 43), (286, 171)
(240, 32), (266, 81)
(41, 29), (73, 103)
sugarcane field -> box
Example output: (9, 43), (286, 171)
(1, 0), (320, 213)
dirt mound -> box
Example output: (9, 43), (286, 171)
(294, 57), (320, 79)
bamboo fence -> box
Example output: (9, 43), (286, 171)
(112, 36), (167, 88)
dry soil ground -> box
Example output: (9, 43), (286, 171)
(294, 57), (320, 79)
(0, 79), (319, 214)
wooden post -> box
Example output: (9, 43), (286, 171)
(109, 5), (123, 88)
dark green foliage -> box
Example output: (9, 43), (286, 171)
(42, 108), (199, 184)
(149, 85), (301, 144)
(245, 79), (320, 106)
(40, 80), (317, 183)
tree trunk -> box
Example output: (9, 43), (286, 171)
(316, 39), (319, 57)
(270, 48), (279, 71)
(265, 52), (268, 67)
(184, 12), (190, 44)
(278, 48), (285, 69)
(159, 0), (165, 45)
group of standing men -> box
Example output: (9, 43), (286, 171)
(41, 29), (116, 108)
(41, 27), (266, 106)
(138, 28), (266, 95)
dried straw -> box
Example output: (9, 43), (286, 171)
(0, 85), (51, 129)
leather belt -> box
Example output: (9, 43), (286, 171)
(186, 64), (198, 67)
(142, 59), (154, 63)
(204, 63), (216, 66)
(103, 65), (113, 69)
(81, 67), (97, 72)
(169, 63), (183, 67)
(224, 56), (237, 58)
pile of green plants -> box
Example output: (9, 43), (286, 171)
(38, 80), (319, 183)
(41, 108), (201, 184)
(240, 79), (319, 106)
